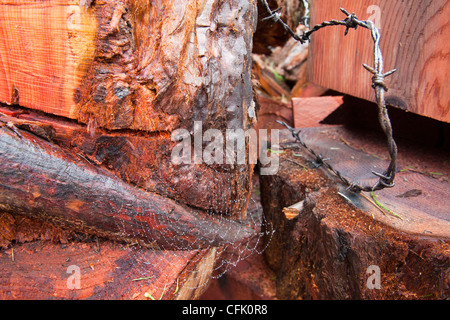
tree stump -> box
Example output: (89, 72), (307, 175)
(260, 128), (450, 299)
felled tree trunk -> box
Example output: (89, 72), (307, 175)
(0, 0), (258, 218)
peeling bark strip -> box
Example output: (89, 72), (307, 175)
(0, 128), (255, 250)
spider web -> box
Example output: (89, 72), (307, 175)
(113, 159), (274, 298)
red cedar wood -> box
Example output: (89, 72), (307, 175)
(308, 0), (449, 123)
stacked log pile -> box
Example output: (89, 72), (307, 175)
(1, 0), (448, 300)
(0, 0), (260, 299)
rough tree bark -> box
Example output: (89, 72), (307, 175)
(0, 124), (255, 250)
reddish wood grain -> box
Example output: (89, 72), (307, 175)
(0, 0), (96, 118)
(0, 0), (258, 132)
(292, 96), (343, 128)
(308, 0), (450, 122)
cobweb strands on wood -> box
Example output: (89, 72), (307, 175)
(117, 167), (274, 295)
(260, 0), (398, 193)
(139, 2), (400, 295)
(0, 118), (274, 298)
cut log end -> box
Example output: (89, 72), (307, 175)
(0, 216), (217, 300)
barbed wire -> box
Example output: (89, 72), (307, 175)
(260, 1), (398, 193)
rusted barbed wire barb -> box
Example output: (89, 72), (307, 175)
(276, 120), (362, 193)
(363, 64), (397, 91)
(263, 0), (399, 193)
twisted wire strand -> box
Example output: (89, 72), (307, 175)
(261, 1), (398, 193)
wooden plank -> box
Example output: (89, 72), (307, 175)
(255, 95), (293, 130)
(259, 128), (450, 299)
(292, 96), (343, 128)
(308, 0), (450, 123)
